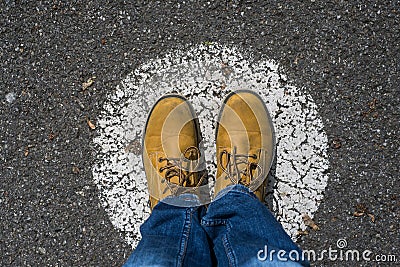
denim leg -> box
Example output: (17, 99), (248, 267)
(123, 195), (213, 267)
(201, 185), (310, 267)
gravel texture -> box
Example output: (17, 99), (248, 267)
(1, 1), (399, 266)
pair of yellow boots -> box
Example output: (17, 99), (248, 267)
(143, 90), (275, 209)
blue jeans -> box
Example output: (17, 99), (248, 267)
(123, 185), (310, 267)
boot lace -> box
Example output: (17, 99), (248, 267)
(158, 146), (207, 195)
(219, 146), (263, 187)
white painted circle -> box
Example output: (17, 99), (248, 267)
(93, 43), (329, 248)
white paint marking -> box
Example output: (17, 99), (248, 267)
(93, 43), (329, 247)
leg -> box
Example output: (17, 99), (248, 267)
(123, 196), (214, 267)
(201, 185), (309, 267)
(208, 90), (309, 266)
(124, 94), (213, 266)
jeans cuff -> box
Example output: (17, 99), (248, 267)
(214, 184), (258, 201)
(160, 193), (202, 207)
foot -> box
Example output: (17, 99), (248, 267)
(142, 95), (207, 209)
(214, 90), (275, 201)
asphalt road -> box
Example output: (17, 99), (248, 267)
(1, 1), (399, 266)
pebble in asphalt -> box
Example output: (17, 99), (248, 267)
(0, 1), (399, 266)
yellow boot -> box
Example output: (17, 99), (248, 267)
(215, 90), (275, 202)
(143, 95), (208, 209)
